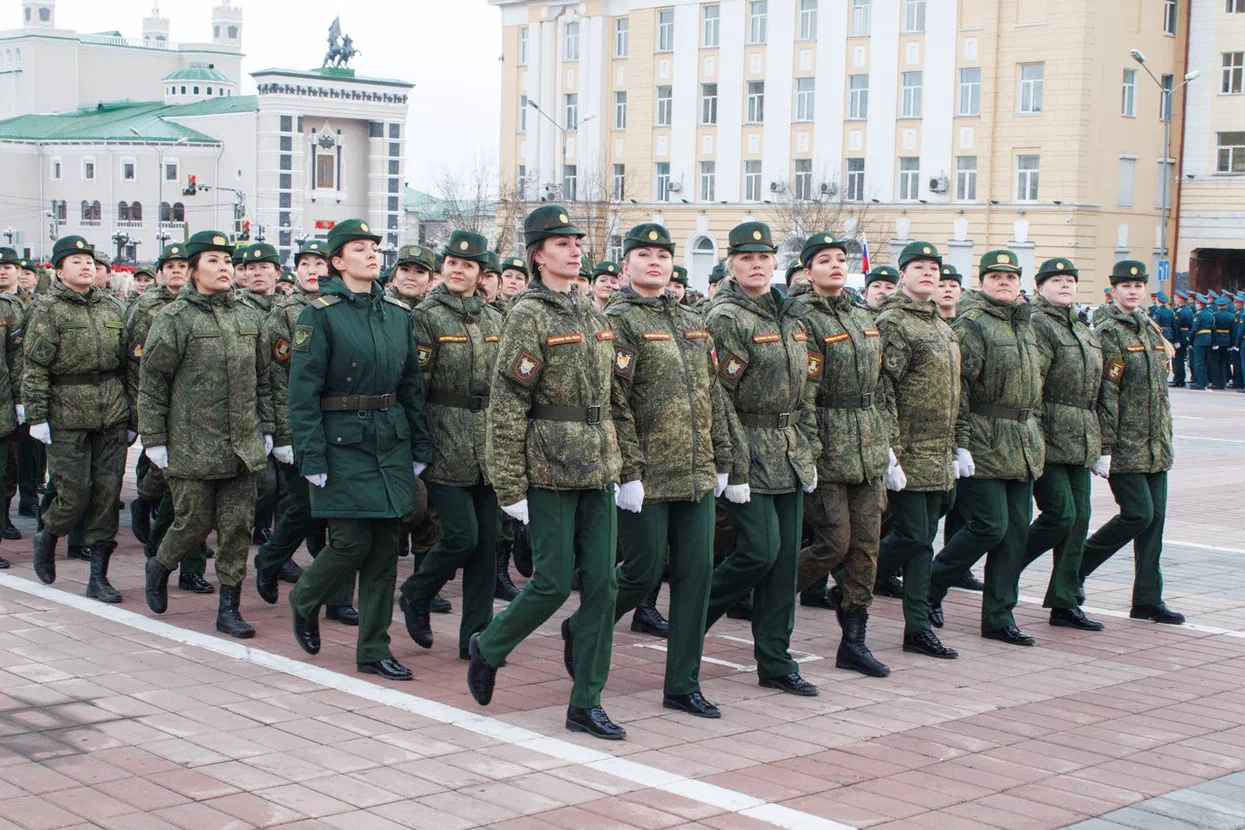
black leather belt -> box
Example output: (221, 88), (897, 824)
(427, 390), (489, 412)
(529, 403), (608, 425)
(970, 402), (1033, 422)
(737, 411), (792, 428)
(50, 370), (121, 386)
(1044, 394), (1095, 411)
(321, 392), (396, 412)
(818, 392), (874, 410)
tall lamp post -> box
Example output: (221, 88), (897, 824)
(527, 99), (593, 201)
(129, 129), (188, 254)
(1130, 50), (1199, 289)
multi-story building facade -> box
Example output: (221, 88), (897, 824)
(492, 0), (1188, 297)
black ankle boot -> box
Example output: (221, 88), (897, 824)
(836, 608), (889, 678)
(32, 530), (58, 584)
(630, 586), (669, 638)
(84, 544), (122, 604)
(215, 585), (255, 639)
(495, 546), (519, 601)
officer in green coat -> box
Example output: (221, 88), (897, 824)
(398, 230), (503, 660)
(1021, 258), (1104, 630)
(287, 219), (432, 679)
(1078, 261), (1184, 625)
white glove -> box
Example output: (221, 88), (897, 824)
(502, 498), (529, 525)
(955, 448), (975, 478)
(714, 473), (729, 498)
(15, 404), (24, 425)
(305, 473), (327, 488)
(1091, 455), (1112, 478)
(147, 445), (168, 469)
(273, 445), (294, 465)
(126, 431), (137, 445)
(264, 434), (274, 456)
(885, 448), (908, 492)
(413, 461), (427, 477)
(615, 480), (645, 513)
(802, 469), (818, 494)
(1213, 345), (1220, 350)
(725, 483), (751, 504)
(30, 422), (51, 445)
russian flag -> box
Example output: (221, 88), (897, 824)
(859, 232), (871, 274)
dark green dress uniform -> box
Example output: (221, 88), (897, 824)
(1171, 292), (1192, 387)
(287, 220), (432, 674)
(26, 237), (129, 591)
(930, 250), (1045, 643)
(1190, 298), (1213, 389)
(1212, 297), (1235, 388)
(399, 232), (503, 658)
(704, 223), (820, 694)
(1021, 260), (1103, 622)
(1079, 263), (1182, 624)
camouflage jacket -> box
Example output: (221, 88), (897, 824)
(23, 281), (128, 432)
(239, 289), (278, 316)
(138, 287), (275, 479)
(788, 282), (890, 485)
(262, 287), (317, 448)
(875, 292), (960, 492)
(953, 292), (1046, 481)
(1031, 296), (1103, 467)
(705, 279), (818, 494)
(605, 288), (731, 503)
(486, 280), (622, 507)
(0, 293), (24, 438)
(413, 284), (503, 487)
(125, 283), (180, 434)
(1094, 303), (1173, 473)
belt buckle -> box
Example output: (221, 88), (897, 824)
(469, 395), (485, 412)
(776, 412), (791, 429)
(89, 371), (102, 384)
(860, 392), (874, 409)
(1018, 408), (1031, 422)
(586, 404), (601, 426)
(377, 393), (392, 410)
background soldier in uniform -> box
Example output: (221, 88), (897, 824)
(1171, 290), (1193, 387)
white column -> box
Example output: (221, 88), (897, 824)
(864, 0), (899, 201)
(670, 3), (699, 195)
(716, 0), (746, 202)
(580, 14), (605, 184)
(919, 5), (957, 201)
(814, 0), (848, 186)
(539, 19), (558, 194)
(761, 0), (795, 196)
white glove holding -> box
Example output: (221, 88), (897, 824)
(305, 473), (327, 488)
(126, 431), (138, 445)
(1213, 345), (1220, 351)
(273, 445), (294, 465)
(30, 422), (51, 445)
(263, 434), (274, 456)
(502, 498), (529, 525)
(615, 480), (645, 513)
(1091, 455), (1112, 478)
(413, 461), (427, 477)
(955, 448), (976, 478)
(714, 473), (729, 498)
(15, 404), (25, 425)
(802, 469), (818, 494)
(885, 448), (908, 492)
(725, 483), (751, 504)
(147, 445), (168, 469)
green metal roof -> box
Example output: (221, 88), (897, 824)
(251, 66), (414, 88)
(163, 66), (233, 83)
(0, 96), (259, 143)
(403, 188), (447, 221)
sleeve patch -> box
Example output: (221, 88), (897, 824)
(595, 330), (615, 341)
(272, 337), (291, 363)
(824, 332), (850, 345)
(614, 347), (634, 375)
(546, 333), (583, 347)
(437, 334), (469, 343)
(642, 332), (672, 341)
(752, 333), (782, 344)
(292, 325), (314, 352)
(792, 331), (808, 342)
(1105, 359), (1125, 381)
(721, 352), (747, 380)
(807, 353), (823, 378)
(484, 334), (500, 343)
(512, 351), (541, 382)
(864, 328), (881, 337)
(26, 335), (55, 367)
(417, 343), (433, 367)
(684, 329), (709, 340)
(1124, 344), (1146, 353)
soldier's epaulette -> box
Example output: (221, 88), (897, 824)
(959, 306), (987, 323)
(383, 295), (411, 312)
(604, 304), (627, 318)
(163, 301), (187, 317)
(311, 295), (343, 309)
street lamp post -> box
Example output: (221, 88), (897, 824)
(527, 99), (594, 201)
(129, 129), (188, 255)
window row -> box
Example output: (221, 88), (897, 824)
(167, 84), (231, 97)
(74, 200), (186, 222)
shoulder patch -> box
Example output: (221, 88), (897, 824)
(417, 343), (433, 367)
(614, 347), (634, 375)
(792, 331), (808, 342)
(383, 295), (411, 311)
(807, 353), (823, 378)
(752, 332), (782, 344)
(512, 351), (541, 382)
(721, 352), (747, 380)
(313, 295), (343, 309)
(1105, 358), (1125, 381)
(272, 337), (291, 363)
(292, 324), (314, 352)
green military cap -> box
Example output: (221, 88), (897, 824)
(378, 266), (392, 286)
(898, 241), (942, 270)
(185, 229), (236, 258)
(157, 243), (188, 268)
(483, 250), (502, 275)
(295, 238), (330, 264)
(135, 262), (157, 278)
(939, 263), (962, 284)
(865, 265), (900, 286)
(0, 247), (19, 265)
(727, 221), (777, 254)
(623, 223), (674, 255)
(799, 232), (849, 269)
(709, 260), (727, 284)
(231, 245), (249, 265)
(671, 265), (688, 285)
(243, 242), (281, 266)
(578, 257), (593, 279)
(17, 258), (37, 272)
(326, 218), (382, 256)
(434, 252), (444, 272)
(523, 204), (585, 246)
(1110, 259), (1149, 284)
(591, 261), (620, 280)
(442, 229), (491, 264)
(500, 256), (529, 277)
(1035, 257), (1078, 284)
(979, 248), (1021, 277)
(91, 248), (112, 269)
(51, 235), (94, 267)
(784, 258), (804, 286)
(395, 244), (435, 271)
(278, 270), (296, 285)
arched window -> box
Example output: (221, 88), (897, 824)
(130, 202), (142, 222)
(80, 200), (90, 220)
(227, 25), (238, 39)
(180, 86), (186, 94)
(192, 86), (199, 95)
(172, 202), (185, 222)
(118, 201), (129, 222)
(91, 201), (101, 220)
(206, 87), (212, 95)
(695, 236), (715, 251)
(160, 201), (171, 222)
(13, 49), (20, 70)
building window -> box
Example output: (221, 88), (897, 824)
(123, 161), (135, 181)
(165, 162), (178, 181)
(898, 157), (920, 200)
(51, 158), (61, 180)
(614, 91), (628, 129)
(83, 159), (95, 181)
(388, 178), (399, 194)
(1231, 0), (1245, 11)
(799, 0), (818, 40)
(700, 160), (716, 201)
(1222, 52), (1244, 93)
(193, 86), (199, 95)
(851, 0), (871, 37)
(746, 81), (765, 123)
(519, 26), (529, 65)
(280, 173), (292, 189)
(1117, 157), (1136, 207)
(848, 75), (869, 119)
(794, 159), (814, 200)
(517, 165), (527, 196)
(369, 121), (383, 138)
(846, 158), (865, 201)
(390, 123), (400, 139)
(1122, 69), (1137, 116)
(519, 95), (528, 131)
(615, 18), (629, 57)
(795, 78), (815, 121)
(701, 83), (718, 125)
(959, 67), (981, 115)
(1156, 159), (1175, 207)
(565, 22), (579, 61)
(180, 86), (186, 94)
(1019, 63), (1044, 113)
(657, 86), (673, 127)
(658, 9), (675, 52)
(1164, 0), (1177, 34)
(1160, 74), (1174, 120)
(316, 155), (335, 189)
(613, 164), (626, 200)
(280, 136), (292, 151)
(956, 156), (978, 200)
(172, 202), (184, 222)
(279, 192), (292, 209)
(655, 163), (672, 201)
(749, 1), (768, 45)
(280, 154), (292, 171)
(388, 196), (400, 211)
(901, 71), (922, 118)
(1216, 131), (1245, 172)
(206, 87), (213, 96)
(703, 4), (720, 47)
(1016, 154), (1040, 200)
(159, 201), (171, 222)
(744, 160), (762, 202)
(903, 0), (925, 32)
(565, 93), (579, 131)
(118, 201), (130, 222)
(563, 164), (578, 200)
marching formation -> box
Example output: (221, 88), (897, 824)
(0, 205), (1186, 741)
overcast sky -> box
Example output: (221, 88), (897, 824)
(4, 0), (502, 191)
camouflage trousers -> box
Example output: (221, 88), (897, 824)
(43, 426), (126, 546)
(157, 473), (256, 589)
(797, 479), (884, 612)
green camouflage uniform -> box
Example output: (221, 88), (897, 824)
(239, 290), (280, 530)
(0, 291), (26, 513)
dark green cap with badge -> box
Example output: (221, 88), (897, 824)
(51, 235), (94, 267)
(0, 247), (18, 265)
(979, 248), (1021, 277)
(278, 269), (296, 285)
(1035, 257), (1078, 284)
(295, 238), (330, 265)
(799, 232), (849, 269)
(592, 261), (620, 280)
(865, 265), (899, 286)
(186, 229), (236, 258)
(17, 257), (37, 273)
(500, 256), (529, 277)
(243, 242), (281, 266)
(1110, 259), (1149, 284)
(709, 260), (727, 284)
(483, 250), (502, 275)
(326, 218), (382, 258)
(897, 240), (942, 270)
(231, 245), (249, 265)
(784, 258), (803, 286)
(623, 223), (674, 255)
(92, 248), (112, 269)
(523, 205), (585, 246)
(395, 244), (435, 271)
(442, 229), (491, 265)
(578, 258), (593, 279)
(157, 242), (188, 268)
(671, 265), (688, 285)
(727, 221), (777, 254)
(939, 263), (962, 284)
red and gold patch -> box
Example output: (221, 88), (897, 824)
(546, 333), (583, 347)
(721, 352), (747, 380)
(1124, 344), (1146, 353)
(595, 330), (615, 341)
(512, 351), (541, 381)
(792, 331), (808, 342)
(863, 328), (881, 338)
(643, 332), (672, 341)
(438, 334), (468, 343)
(752, 332), (782, 344)
(614, 347), (634, 375)
(684, 329), (708, 340)
(824, 332), (850, 345)
(1105, 359), (1125, 381)
(271, 338), (290, 362)
(417, 344), (433, 367)
(807, 353), (823, 379)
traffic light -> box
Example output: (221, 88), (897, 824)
(236, 219), (251, 241)
(183, 174), (197, 196)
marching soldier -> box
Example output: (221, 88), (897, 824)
(863, 266), (899, 311)
(1190, 294), (1213, 390)
(1212, 295), (1235, 389)
(1171, 290), (1193, 388)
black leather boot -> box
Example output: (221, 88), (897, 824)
(215, 585), (255, 639)
(726, 590), (753, 620)
(431, 593), (452, 614)
(836, 608), (889, 678)
(495, 546), (519, 601)
(511, 522), (533, 578)
(630, 586), (669, 638)
(277, 559), (303, 583)
(3, 503), (21, 540)
(32, 530), (57, 584)
(129, 497), (152, 545)
(84, 544), (122, 604)
(145, 556), (171, 613)
(67, 545), (91, 561)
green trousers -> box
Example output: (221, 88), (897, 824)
(291, 517), (401, 664)
(38, 480), (85, 547)
(400, 482), (498, 652)
(798, 480), (883, 612)
(706, 490), (802, 681)
(930, 477), (1034, 632)
(256, 463), (352, 607)
(478, 488), (617, 709)
(877, 490), (944, 636)
(157, 474), (256, 588)
(43, 426), (126, 546)
(1023, 464), (1091, 609)
(573, 494), (714, 696)
(1078, 472), (1167, 608)
(148, 479), (209, 578)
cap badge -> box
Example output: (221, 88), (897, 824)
(213, 236), (226, 245)
(360, 223), (370, 233)
(1056, 262), (1064, 270)
(558, 213), (569, 224)
(998, 253), (1009, 264)
(459, 241), (469, 251)
(75, 240), (85, 249)
(923, 246), (932, 254)
(752, 230), (763, 241)
(824, 235), (833, 243)
(1130, 266), (1139, 275)
(648, 231), (659, 241)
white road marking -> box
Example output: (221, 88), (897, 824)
(1012, 593), (1245, 639)
(632, 642), (754, 672)
(1174, 434), (1245, 444)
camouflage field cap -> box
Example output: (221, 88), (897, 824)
(979, 249), (1021, 277)
(231, 245), (249, 265)
(278, 270), (296, 285)
(157, 242), (188, 268)
(670, 265), (689, 285)
(185, 230), (236, 258)
(897, 241), (942, 270)
(91, 247), (112, 269)
(243, 242), (281, 266)
(708, 260), (727, 284)
(1110, 260), (1149, 285)
(939, 263), (963, 284)
(1035, 257), (1078, 284)
(51, 235), (94, 267)
(591, 261), (620, 280)
(134, 263), (157, 278)
(395, 244), (435, 271)
(0, 247), (19, 265)
(799, 232), (849, 269)
(727, 221), (777, 254)
(523, 205), (585, 246)
(326, 218), (382, 257)
(865, 265), (900, 286)
(623, 223), (674, 255)
(295, 238), (330, 265)
(500, 256), (529, 277)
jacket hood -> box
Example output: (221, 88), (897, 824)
(511, 277), (586, 313)
(709, 275), (789, 320)
(958, 289), (1032, 323)
(421, 282), (486, 320)
(178, 285), (235, 309)
(878, 290), (938, 318)
(787, 280), (855, 314)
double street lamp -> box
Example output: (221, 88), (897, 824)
(527, 99), (594, 201)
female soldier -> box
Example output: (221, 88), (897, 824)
(468, 205), (624, 740)
(703, 222), (820, 697)
(140, 231), (275, 637)
(286, 220), (432, 680)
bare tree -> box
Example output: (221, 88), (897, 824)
(767, 167), (891, 273)
(430, 155), (499, 249)
(493, 173), (531, 258)
(566, 158), (642, 265)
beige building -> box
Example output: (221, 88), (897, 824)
(490, 0), (1188, 298)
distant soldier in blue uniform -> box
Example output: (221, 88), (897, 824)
(1235, 292), (1245, 393)
(1151, 292), (1175, 342)
(1170, 290), (1193, 388)
(1212, 296), (1235, 389)
(1190, 295), (1214, 390)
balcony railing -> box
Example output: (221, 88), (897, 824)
(117, 220), (143, 229)
(80, 219), (102, 227)
(79, 33), (171, 50)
